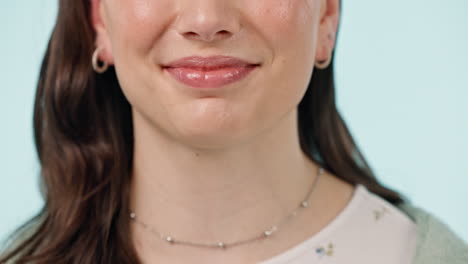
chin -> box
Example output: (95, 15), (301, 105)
(173, 122), (253, 150)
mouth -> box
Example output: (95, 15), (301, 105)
(163, 64), (260, 89)
(162, 56), (261, 89)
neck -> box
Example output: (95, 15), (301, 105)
(129, 110), (321, 246)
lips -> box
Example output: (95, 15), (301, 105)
(162, 56), (260, 89)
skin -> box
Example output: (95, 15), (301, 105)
(91, 0), (353, 263)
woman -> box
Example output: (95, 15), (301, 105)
(1, 0), (467, 263)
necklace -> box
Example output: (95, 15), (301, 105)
(129, 166), (324, 250)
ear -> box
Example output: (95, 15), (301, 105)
(90, 0), (114, 64)
(315, 0), (340, 62)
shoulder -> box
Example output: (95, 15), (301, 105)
(396, 202), (468, 264)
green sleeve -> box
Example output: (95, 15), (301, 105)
(397, 203), (468, 264)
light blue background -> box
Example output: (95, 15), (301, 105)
(1, 1), (467, 243)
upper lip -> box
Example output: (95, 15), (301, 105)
(163, 56), (260, 70)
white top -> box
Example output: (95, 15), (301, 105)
(259, 184), (418, 264)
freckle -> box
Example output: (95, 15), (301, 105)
(277, 0), (292, 20)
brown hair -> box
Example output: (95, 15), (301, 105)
(0, 0), (406, 263)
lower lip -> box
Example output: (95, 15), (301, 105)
(164, 65), (258, 89)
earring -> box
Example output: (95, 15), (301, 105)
(315, 33), (334, 70)
(315, 55), (332, 70)
(92, 47), (109, 74)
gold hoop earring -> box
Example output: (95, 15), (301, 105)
(92, 47), (109, 74)
(315, 54), (332, 70)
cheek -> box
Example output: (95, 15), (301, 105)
(250, 0), (318, 100)
(106, 0), (176, 54)
(250, 0), (318, 94)
(250, 0), (317, 44)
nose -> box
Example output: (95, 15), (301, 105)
(174, 0), (241, 43)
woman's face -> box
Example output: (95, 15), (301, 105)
(92, 0), (338, 148)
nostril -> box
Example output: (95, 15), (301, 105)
(217, 30), (232, 38)
(185, 32), (198, 39)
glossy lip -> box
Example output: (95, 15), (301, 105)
(163, 55), (259, 69)
(162, 56), (260, 89)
